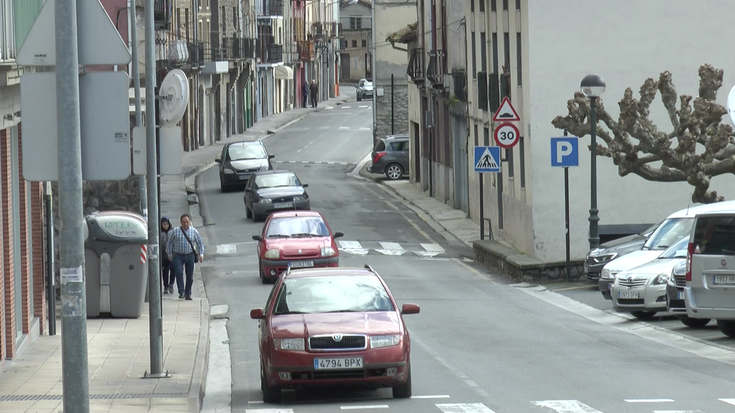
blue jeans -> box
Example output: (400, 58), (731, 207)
(172, 253), (196, 296)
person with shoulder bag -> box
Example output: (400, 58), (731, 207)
(166, 213), (205, 300)
(159, 216), (175, 294)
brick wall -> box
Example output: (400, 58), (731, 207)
(30, 180), (46, 335)
(16, 124), (31, 336)
(0, 128), (11, 359)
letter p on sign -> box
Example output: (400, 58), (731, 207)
(550, 137), (579, 167)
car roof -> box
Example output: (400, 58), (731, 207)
(284, 266), (379, 280)
(269, 210), (322, 219)
(667, 200), (735, 219)
(226, 140), (263, 148)
(252, 170), (294, 177)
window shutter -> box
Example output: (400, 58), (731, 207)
(478, 72), (488, 111)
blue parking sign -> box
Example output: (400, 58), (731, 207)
(550, 137), (579, 167)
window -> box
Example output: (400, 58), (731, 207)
(483, 126), (490, 146)
(516, 0), (521, 10)
(470, 0), (474, 13)
(352, 40), (357, 48)
(350, 17), (362, 29)
(504, 32), (510, 73)
(503, 0), (509, 10)
(233, 7), (238, 31)
(506, 148), (513, 178)
(474, 125), (479, 147)
(362, 39), (367, 47)
(491, 0), (497, 12)
(471, 31), (476, 78)
(342, 39), (348, 49)
(516, 33), (522, 86)
(519, 136), (525, 188)
(479, 0), (485, 12)
(480, 33), (487, 73)
(492, 33), (498, 74)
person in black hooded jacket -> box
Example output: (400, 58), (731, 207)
(160, 216), (174, 294)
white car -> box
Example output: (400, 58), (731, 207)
(611, 237), (689, 319)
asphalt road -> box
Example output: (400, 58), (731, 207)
(195, 97), (735, 413)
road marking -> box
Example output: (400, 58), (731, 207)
(338, 240), (369, 255)
(245, 408), (292, 412)
(436, 403), (496, 413)
(376, 242), (406, 256)
(652, 410), (703, 413)
(415, 243), (445, 258)
(318, 126), (331, 130)
(216, 244), (237, 254)
(325, 106), (334, 109)
(340, 405), (389, 410)
(625, 399), (674, 403)
(411, 395), (450, 399)
(533, 400), (602, 413)
(342, 106), (352, 109)
(359, 127), (371, 130)
(339, 126), (350, 130)
(721, 398), (735, 405)
(359, 105), (369, 108)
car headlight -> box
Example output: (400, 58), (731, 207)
(223, 168), (235, 174)
(259, 164), (269, 171)
(265, 249), (280, 259)
(370, 335), (401, 348)
(293, 195), (308, 201)
(653, 273), (669, 285)
(321, 246), (336, 257)
(594, 253), (618, 264)
(258, 198), (272, 203)
(274, 338), (305, 351)
(601, 268), (611, 279)
(588, 248), (605, 257)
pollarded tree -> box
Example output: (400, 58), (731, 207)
(552, 64), (735, 204)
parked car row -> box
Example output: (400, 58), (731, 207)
(588, 200), (735, 336)
(215, 140), (419, 404)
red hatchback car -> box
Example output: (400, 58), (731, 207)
(250, 265), (420, 403)
(252, 211), (343, 284)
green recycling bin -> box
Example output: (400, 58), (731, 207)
(84, 211), (148, 318)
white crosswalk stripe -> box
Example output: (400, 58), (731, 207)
(212, 240), (446, 257)
(533, 400), (602, 413)
(436, 403), (496, 413)
(377, 242), (405, 256)
(338, 240), (370, 255)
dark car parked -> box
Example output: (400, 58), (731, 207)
(369, 135), (409, 180)
(584, 222), (659, 281)
(666, 260), (710, 327)
(216, 141), (274, 191)
(244, 170), (310, 221)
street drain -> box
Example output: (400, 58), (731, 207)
(0, 392), (187, 402)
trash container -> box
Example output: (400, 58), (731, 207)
(84, 211), (148, 318)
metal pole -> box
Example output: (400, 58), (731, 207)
(563, 129), (571, 282)
(497, 151), (504, 230)
(144, 0), (164, 377)
(589, 97), (600, 249)
(391, 73), (394, 135)
(55, 0), (90, 411)
(130, 0), (147, 217)
(479, 174), (484, 240)
(44, 182), (55, 336)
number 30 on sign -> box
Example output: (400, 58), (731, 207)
(494, 122), (520, 149)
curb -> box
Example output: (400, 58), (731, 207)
(189, 294), (210, 413)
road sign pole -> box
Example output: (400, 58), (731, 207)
(55, 0), (90, 411)
(479, 174), (484, 240)
(144, 0), (165, 378)
(129, 0), (147, 218)
(564, 130), (571, 282)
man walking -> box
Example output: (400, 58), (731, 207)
(302, 80), (309, 108)
(166, 213), (205, 300)
(310, 79), (318, 108)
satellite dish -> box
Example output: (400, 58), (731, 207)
(159, 69), (189, 126)
(727, 85), (735, 126)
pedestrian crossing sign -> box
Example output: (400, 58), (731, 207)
(474, 146), (501, 173)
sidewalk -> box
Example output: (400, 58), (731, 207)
(0, 95), (351, 413)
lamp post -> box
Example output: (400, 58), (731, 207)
(581, 74), (606, 250)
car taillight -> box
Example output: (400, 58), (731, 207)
(686, 242), (694, 282)
(373, 151), (387, 164)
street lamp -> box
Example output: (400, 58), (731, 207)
(581, 73), (606, 250)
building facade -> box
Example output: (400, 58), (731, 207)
(339, 0), (371, 83)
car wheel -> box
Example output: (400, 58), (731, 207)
(385, 163), (404, 180)
(392, 366), (412, 399)
(261, 363), (281, 403)
(717, 319), (735, 337)
(246, 206), (252, 219)
(680, 316), (710, 328)
(220, 180), (228, 192)
(630, 311), (657, 320)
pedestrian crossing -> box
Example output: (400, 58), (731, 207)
(212, 240), (447, 258)
(242, 398), (735, 412)
(323, 105), (372, 110)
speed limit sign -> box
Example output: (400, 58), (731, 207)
(494, 122), (520, 149)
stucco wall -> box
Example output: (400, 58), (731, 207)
(527, 0), (735, 262)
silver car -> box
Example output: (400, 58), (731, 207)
(356, 79), (373, 101)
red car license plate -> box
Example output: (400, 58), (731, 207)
(313, 357), (363, 370)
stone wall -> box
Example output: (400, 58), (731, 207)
(473, 239), (585, 283)
(375, 84), (409, 141)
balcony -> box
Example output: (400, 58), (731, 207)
(298, 40), (314, 62)
(313, 22), (324, 42)
(257, 37), (283, 64)
(223, 37), (256, 60)
(426, 50), (445, 86)
(452, 71), (467, 102)
(256, 0), (284, 17)
(331, 22), (342, 38)
(154, 0), (171, 30)
(407, 48), (423, 82)
(188, 42), (205, 67)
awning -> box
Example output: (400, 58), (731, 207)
(275, 65), (294, 80)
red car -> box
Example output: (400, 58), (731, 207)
(250, 265), (420, 403)
(252, 211), (343, 284)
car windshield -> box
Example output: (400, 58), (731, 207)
(659, 236), (690, 259)
(273, 275), (394, 315)
(255, 173), (300, 188)
(641, 221), (661, 238)
(265, 216), (329, 238)
(643, 217), (693, 250)
(228, 145), (266, 160)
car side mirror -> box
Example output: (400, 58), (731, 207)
(333, 232), (344, 239)
(245, 188), (252, 193)
(252, 235), (263, 241)
(250, 308), (265, 319)
(269, 154), (276, 159)
(302, 184), (309, 188)
(215, 157), (221, 163)
(401, 303), (420, 315)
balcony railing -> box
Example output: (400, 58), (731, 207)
(426, 50), (445, 85)
(154, 0), (171, 30)
(452, 70), (467, 102)
(257, 37), (283, 63)
(223, 37), (256, 60)
(256, 0), (284, 17)
(407, 48), (423, 81)
(188, 42), (205, 67)
(331, 22), (342, 37)
(298, 40), (314, 62)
